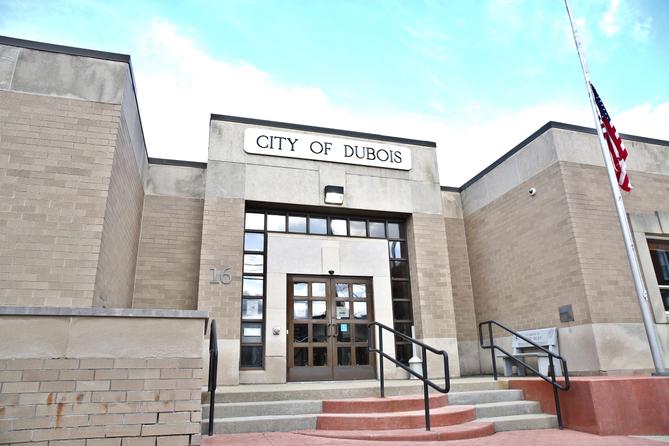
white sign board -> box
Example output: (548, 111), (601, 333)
(243, 128), (412, 170)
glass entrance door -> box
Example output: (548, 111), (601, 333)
(287, 276), (375, 381)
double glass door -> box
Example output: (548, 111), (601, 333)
(287, 275), (375, 381)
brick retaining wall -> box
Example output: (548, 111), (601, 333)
(0, 357), (202, 445)
(0, 308), (207, 445)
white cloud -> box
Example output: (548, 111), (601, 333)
(487, 0), (523, 29)
(526, 66), (544, 78)
(132, 18), (668, 188)
(403, 25), (448, 41)
(435, 103), (593, 186)
(617, 101), (669, 140)
(428, 100), (445, 113)
(632, 17), (652, 43)
(134, 19), (333, 163)
(599, 0), (621, 36)
(402, 24), (448, 61)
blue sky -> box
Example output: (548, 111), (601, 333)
(1, 0), (667, 185)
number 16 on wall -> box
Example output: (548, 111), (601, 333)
(210, 267), (232, 285)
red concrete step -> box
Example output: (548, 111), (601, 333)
(316, 404), (476, 430)
(296, 420), (495, 441)
(322, 393), (449, 413)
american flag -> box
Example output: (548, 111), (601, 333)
(591, 83), (632, 191)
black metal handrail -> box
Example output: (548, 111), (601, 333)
(368, 321), (450, 431)
(478, 320), (570, 429)
(207, 319), (218, 436)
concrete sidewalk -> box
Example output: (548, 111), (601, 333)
(201, 429), (668, 445)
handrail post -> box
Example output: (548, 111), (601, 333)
(421, 345), (430, 431)
(379, 326), (385, 398)
(479, 320), (571, 430)
(549, 356), (563, 429)
(488, 323), (498, 380)
(207, 320), (218, 436)
(208, 371), (216, 436)
(367, 321), (451, 432)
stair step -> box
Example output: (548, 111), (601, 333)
(478, 413), (558, 431)
(295, 421), (495, 442)
(199, 380), (556, 436)
(202, 378), (507, 403)
(202, 399), (322, 418)
(202, 414), (317, 434)
(323, 393), (449, 413)
(474, 400), (541, 418)
(447, 389), (524, 405)
(316, 404), (475, 430)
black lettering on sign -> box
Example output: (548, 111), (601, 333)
(349, 145), (364, 159)
(271, 136), (287, 150)
(246, 128), (409, 169)
(256, 135), (269, 148)
(310, 140), (324, 154)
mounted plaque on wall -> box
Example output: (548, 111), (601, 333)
(244, 128), (412, 171)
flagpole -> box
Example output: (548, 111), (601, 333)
(564, 0), (667, 375)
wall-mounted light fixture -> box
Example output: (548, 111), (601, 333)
(324, 185), (344, 205)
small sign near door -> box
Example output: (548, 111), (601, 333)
(336, 306), (349, 319)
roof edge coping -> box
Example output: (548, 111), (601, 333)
(211, 114), (437, 148)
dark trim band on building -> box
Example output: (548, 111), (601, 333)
(440, 186), (460, 193)
(148, 157), (208, 169)
(440, 121), (669, 192)
(211, 114), (437, 148)
(549, 121), (669, 148)
(0, 35), (130, 62)
(245, 200), (410, 220)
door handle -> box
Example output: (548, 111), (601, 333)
(328, 323), (339, 338)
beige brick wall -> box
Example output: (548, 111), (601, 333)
(561, 161), (669, 324)
(0, 357), (202, 445)
(133, 196), (204, 310)
(0, 90), (119, 307)
(407, 213), (457, 340)
(465, 162), (590, 331)
(622, 169), (669, 215)
(196, 197), (244, 338)
(444, 217), (478, 342)
(94, 113), (144, 309)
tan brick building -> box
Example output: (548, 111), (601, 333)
(1, 36), (669, 443)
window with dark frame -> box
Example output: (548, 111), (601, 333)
(387, 222), (413, 364)
(240, 212), (266, 369)
(239, 209), (416, 369)
(648, 238), (669, 312)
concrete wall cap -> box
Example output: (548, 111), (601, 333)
(0, 306), (208, 319)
